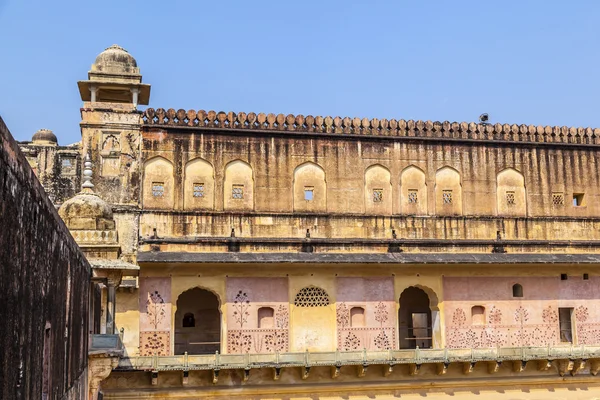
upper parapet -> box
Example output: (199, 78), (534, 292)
(142, 108), (600, 146)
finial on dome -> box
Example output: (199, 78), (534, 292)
(81, 153), (94, 192)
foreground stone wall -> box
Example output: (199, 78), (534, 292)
(0, 116), (91, 399)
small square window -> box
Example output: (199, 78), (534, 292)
(152, 182), (164, 197)
(584, 273), (590, 280)
(304, 187), (314, 201)
(573, 193), (584, 207)
(552, 192), (564, 206)
(193, 183), (204, 198)
(442, 190), (452, 205)
(506, 191), (515, 206)
(408, 189), (418, 204)
(232, 185), (244, 199)
(61, 158), (72, 167)
(561, 273), (568, 281)
(373, 189), (383, 203)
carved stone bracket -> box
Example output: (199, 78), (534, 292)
(331, 365), (341, 379)
(88, 355), (119, 400)
(538, 360), (552, 371)
(437, 362), (449, 375)
(243, 368), (250, 382)
(488, 361), (501, 374)
(357, 364), (367, 377)
(151, 371), (158, 385)
(513, 360), (527, 373)
(182, 370), (189, 385)
(302, 366), (310, 380)
(383, 364), (394, 377)
(571, 359), (586, 376)
(409, 363), (420, 376)
(590, 359), (600, 376)
(212, 369), (219, 384)
(463, 361), (475, 375)
(273, 367), (281, 381)
(557, 359), (574, 377)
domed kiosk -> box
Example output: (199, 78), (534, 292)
(31, 128), (58, 146)
(77, 44), (150, 106)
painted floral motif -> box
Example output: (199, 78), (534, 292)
(336, 303), (350, 328)
(263, 331), (288, 352)
(232, 290), (250, 328)
(542, 306), (558, 324)
(344, 331), (361, 350)
(228, 331), (253, 353)
(375, 302), (388, 326)
(575, 306), (589, 323)
(514, 306), (529, 324)
(488, 306), (502, 324)
(452, 308), (467, 327)
(275, 305), (289, 329)
(140, 331), (170, 356)
(146, 290), (166, 330)
(374, 330), (391, 350)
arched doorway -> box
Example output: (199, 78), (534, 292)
(398, 287), (432, 349)
(175, 288), (221, 354)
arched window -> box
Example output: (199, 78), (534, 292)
(364, 165), (392, 215)
(350, 307), (365, 327)
(143, 157), (175, 209)
(471, 306), (485, 325)
(258, 307), (275, 328)
(435, 166), (462, 216)
(400, 165), (428, 215)
(512, 284), (523, 298)
(224, 160), (254, 211)
(184, 158), (215, 210)
(183, 312), (195, 328)
(294, 286), (330, 307)
(293, 162), (326, 212)
(497, 168), (526, 216)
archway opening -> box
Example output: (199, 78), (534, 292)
(398, 287), (432, 349)
(175, 288), (220, 354)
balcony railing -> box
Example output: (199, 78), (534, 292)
(116, 345), (600, 372)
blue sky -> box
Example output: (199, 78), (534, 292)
(0, 1), (599, 144)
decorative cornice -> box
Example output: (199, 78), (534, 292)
(142, 108), (600, 147)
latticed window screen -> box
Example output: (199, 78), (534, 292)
(294, 286), (330, 307)
(442, 190), (452, 204)
(373, 189), (383, 202)
(232, 185), (244, 199)
(152, 182), (164, 197)
(552, 192), (564, 206)
(193, 183), (204, 197)
(408, 189), (418, 204)
(506, 191), (515, 206)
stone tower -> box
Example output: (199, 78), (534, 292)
(77, 44), (150, 206)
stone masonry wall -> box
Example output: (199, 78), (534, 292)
(0, 116), (91, 400)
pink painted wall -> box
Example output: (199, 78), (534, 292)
(336, 277), (396, 351)
(444, 276), (600, 347)
(138, 277), (172, 356)
(225, 277), (289, 353)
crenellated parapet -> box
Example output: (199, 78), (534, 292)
(143, 108), (600, 146)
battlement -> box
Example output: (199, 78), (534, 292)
(143, 108), (600, 146)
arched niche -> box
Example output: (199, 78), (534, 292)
(143, 156), (174, 209)
(435, 166), (462, 215)
(183, 158), (215, 210)
(364, 164), (392, 215)
(293, 162), (326, 212)
(174, 287), (221, 354)
(224, 160), (254, 211)
(497, 168), (526, 216)
(400, 165), (428, 215)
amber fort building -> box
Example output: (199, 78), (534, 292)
(9, 44), (600, 399)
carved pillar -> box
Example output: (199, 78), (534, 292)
(106, 280), (116, 334)
(90, 85), (97, 103)
(431, 310), (442, 348)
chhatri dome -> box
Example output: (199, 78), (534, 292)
(58, 154), (115, 231)
(92, 44), (139, 75)
(31, 128), (57, 145)
(77, 44), (150, 105)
